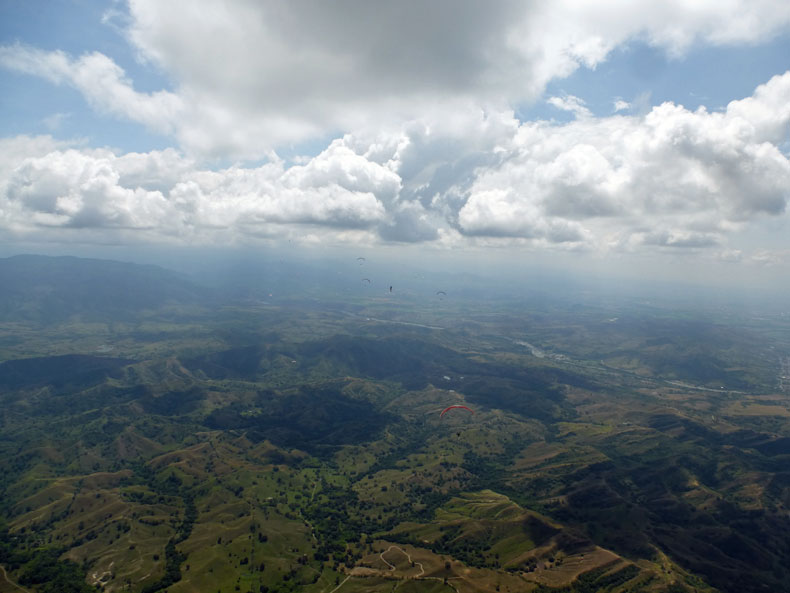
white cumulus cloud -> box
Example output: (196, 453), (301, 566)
(4, 1), (790, 158)
(613, 99), (632, 112)
(547, 95), (592, 119)
(0, 139), (394, 244)
(455, 73), (790, 250)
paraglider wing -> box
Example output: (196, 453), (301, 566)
(357, 257), (366, 264)
(361, 278), (371, 284)
(440, 405), (474, 418)
(436, 290), (447, 296)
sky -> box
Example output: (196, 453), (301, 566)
(1, 0), (790, 292)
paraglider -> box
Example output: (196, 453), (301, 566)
(436, 291), (447, 296)
(440, 405), (474, 418)
(389, 285), (393, 293)
(361, 278), (371, 285)
(357, 257), (366, 265)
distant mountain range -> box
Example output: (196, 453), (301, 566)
(0, 255), (208, 323)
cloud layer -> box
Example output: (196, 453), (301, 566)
(2, 72), (788, 262)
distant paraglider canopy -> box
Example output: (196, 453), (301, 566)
(361, 278), (371, 285)
(440, 405), (474, 418)
(357, 257), (366, 264)
(436, 290), (447, 297)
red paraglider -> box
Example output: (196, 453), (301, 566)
(440, 405), (474, 418)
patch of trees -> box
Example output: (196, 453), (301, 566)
(427, 525), (502, 569)
(204, 383), (394, 455)
(133, 466), (198, 593)
(140, 540), (186, 593)
(305, 485), (365, 560)
(461, 442), (525, 494)
(0, 529), (97, 593)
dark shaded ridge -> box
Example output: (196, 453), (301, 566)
(182, 344), (275, 380)
(184, 334), (584, 423)
(0, 354), (134, 392)
(650, 417), (790, 459)
(729, 431), (790, 457)
(187, 335), (452, 385)
(204, 383), (394, 454)
(296, 335), (579, 421)
(140, 386), (205, 416)
(547, 438), (790, 593)
(12, 384), (150, 417)
(296, 335), (469, 389)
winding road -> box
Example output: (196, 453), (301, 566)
(379, 544), (425, 578)
(379, 545), (459, 592)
